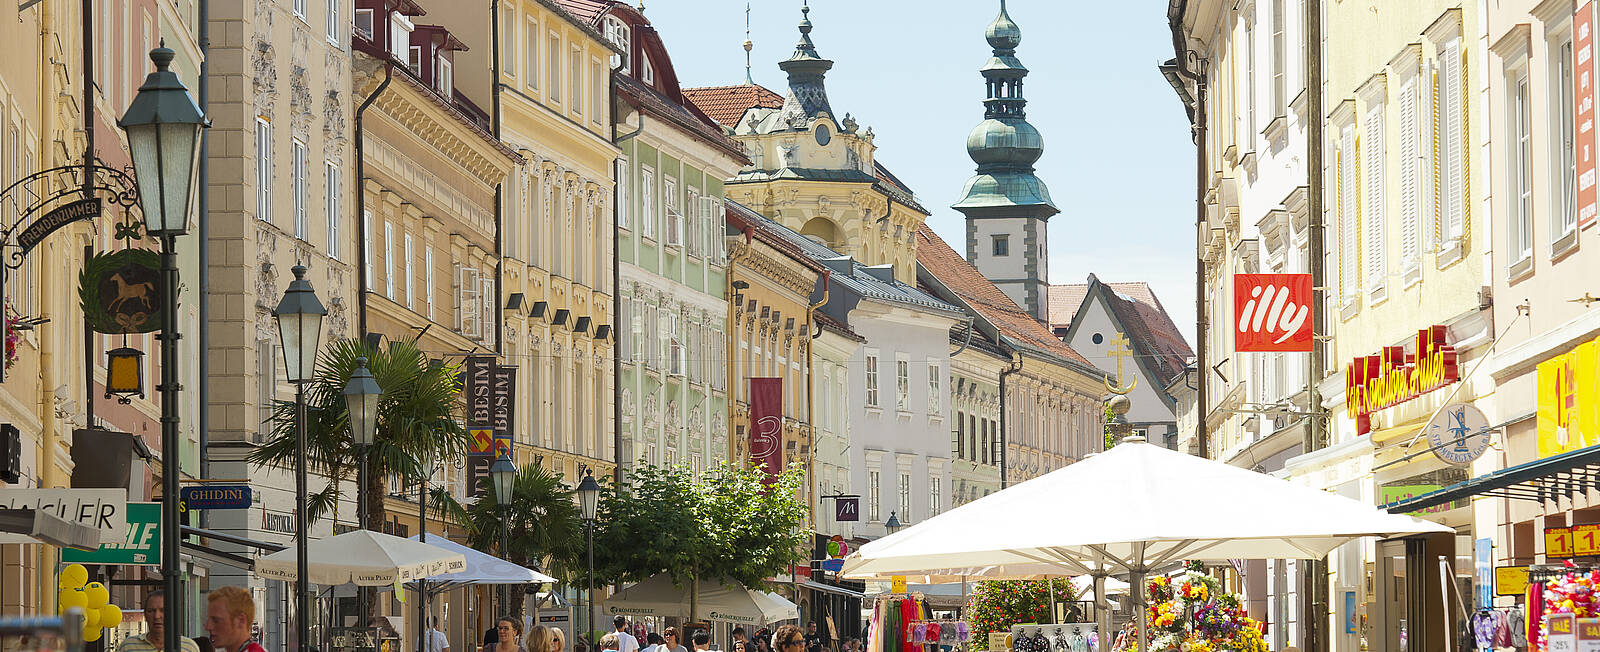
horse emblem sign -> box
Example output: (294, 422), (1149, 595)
(78, 249), (163, 334)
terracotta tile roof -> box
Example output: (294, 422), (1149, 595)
(914, 224), (1091, 367)
(549, 0), (610, 23)
(1098, 281), (1193, 384)
(616, 75), (747, 162)
(683, 83), (785, 128)
(1047, 281), (1158, 330)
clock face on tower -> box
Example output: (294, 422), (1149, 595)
(815, 123), (831, 146)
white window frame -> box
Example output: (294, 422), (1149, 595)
(664, 178), (680, 245)
(641, 165), (657, 239)
(927, 361), (942, 416)
(930, 476), (941, 517)
(1508, 66), (1534, 273)
(436, 55), (453, 99)
(1361, 94), (1386, 300)
(1338, 122), (1358, 309)
(867, 469), (881, 522)
(895, 353), (910, 412)
(1551, 35), (1579, 254)
(500, 5), (516, 78)
(326, 0), (340, 45)
(389, 11), (413, 61)
(1436, 35), (1467, 259)
(294, 0), (307, 20)
(685, 187), (701, 255)
(384, 221), (395, 299)
(548, 32), (562, 103)
(404, 233), (415, 309)
(524, 17), (539, 90)
(571, 46), (584, 118)
(1270, 0), (1286, 116)
(898, 472), (912, 523)
(292, 139), (308, 239)
(354, 7), (372, 38)
(616, 158), (630, 231)
(424, 246), (435, 320)
(256, 117), (272, 222)
(325, 161), (342, 259)
(362, 209), (373, 286)
(457, 264), (482, 338)
(603, 15), (630, 73)
(864, 350), (880, 408)
(1396, 63), (1421, 282)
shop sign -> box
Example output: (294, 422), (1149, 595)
(61, 502), (160, 565)
(749, 377), (783, 484)
(1550, 526), (1577, 558)
(1580, 618), (1600, 652)
(1425, 403), (1492, 466)
(491, 365), (516, 458)
(1496, 566), (1530, 596)
(0, 488), (127, 544)
(261, 509), (296, 535)
(1379, 484), (1450, 515)
(1347, 325), (1459, 436)
(1538, 335), (1600, 459)
(1553, 613), (1578, 652)
(179, 485), (251, 510)
(1233, 274), (1313, 352)
(834, 496), (859, 522)
(891, 575), (907, 594)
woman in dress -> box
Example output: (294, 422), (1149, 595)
(483, 617), (526, 652)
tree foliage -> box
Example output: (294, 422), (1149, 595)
(430, 461), (586, 581)
(248, 338), (468, 527)
(967, 580), (1082, 645)
(1102, 403), (1117, 450)
(590, 461), (809, 591)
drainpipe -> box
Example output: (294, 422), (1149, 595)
(724, 227), (755, 463)
(612, 107), (642, 483)
(1302, 2), (1329, 650)
(1165, 0), (1208, 460)
(998, 353), (1023, 488)
(198, 0), (211, 490)
(805, 269), (830, 531)
(355, 61), (393, 339)
(491, 0), (506, 357)
(491, 0), (502, 139)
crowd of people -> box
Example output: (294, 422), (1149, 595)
(469, 615), (855, 652)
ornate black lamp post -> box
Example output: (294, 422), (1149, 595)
(343, 356), (382, 638)
(490, 452), (516, 617)
(884, 512), (904, 536)
(274, 265), (325, 652)
(118, 44), (206, 652)
(576, 472), (601, 646)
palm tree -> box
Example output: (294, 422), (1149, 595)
(431, 462), (585, 581)
(249, 337), (469, 528)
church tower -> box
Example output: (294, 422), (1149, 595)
(953, 0), (1058, 321)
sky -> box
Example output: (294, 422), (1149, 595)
(646, 0), (1198, 340)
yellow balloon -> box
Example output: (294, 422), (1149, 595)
(83, 625), (102, 642)
(58, 589), (87, 615)
(82, 606), (101, 631)
(83, 582), (109, 609)
(100, 604), (123, 628)
(59, 564), (88, 591)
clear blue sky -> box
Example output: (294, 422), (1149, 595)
(647, 0), (1198, 338)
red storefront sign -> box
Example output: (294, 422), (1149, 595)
(1346, 326), (1460, 436)
(749, 377), (784, 483)
(1233, 274), (1314, 352)
(1577, 2), (1597, 228)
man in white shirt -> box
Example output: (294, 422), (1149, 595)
(613, 617), (640, 652)
(426, 617), (450, 652)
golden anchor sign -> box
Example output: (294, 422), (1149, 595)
(1104, 332), (1138, 395)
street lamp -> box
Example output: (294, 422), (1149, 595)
(275, 264), (326, 652)
(342, 356), (381, 638)
(119, 43), (206, 652)
(884, 512), (904, 536)
(576, 472), (601, 646)
(490, 452), (516, 617)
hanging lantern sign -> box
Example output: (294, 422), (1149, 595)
(78, 249), (162, 334)
(104, 347), (145, 403)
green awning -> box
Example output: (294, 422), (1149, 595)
(1382, 444), (1600, 513)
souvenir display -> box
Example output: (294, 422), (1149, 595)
(1144, 570), (1267, 652)
(1009, 624), (1095, 652)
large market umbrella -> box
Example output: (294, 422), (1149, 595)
(840, 439), (1452, 643)
(404, 533), (556, 593)
(603, 574), (797, 625)
(256, 529), (466, 586)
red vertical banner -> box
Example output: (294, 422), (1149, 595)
(748, 377), (784, 483)
(1577, 1), (1597, 228)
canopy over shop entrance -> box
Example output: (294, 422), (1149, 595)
(1383, 442), (1600, 512)
(840, 438), (1452, 647)
(605, 574), (798, 625)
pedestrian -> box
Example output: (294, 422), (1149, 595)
(599, 634), (621, 652)
(425, 617), (450, 652)
(659, 628), (687, 652)
(527, 626), (553, 652)
(204, 587), (266, 652)
(771, 626), (803, 652)
(121, 591), (201, 652)
(612, 617), (640, 652)
(482, 617), (526, 652)
(732, 628), (747, 652)
(549, 628), (568, 652)
(641, 633), (664, 652)
(690, 631), (711, 652)
(803, 623), (821, 652)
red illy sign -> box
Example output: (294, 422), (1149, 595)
(1346, 325), (1460, 435)
(1233, 274), (1313, 352)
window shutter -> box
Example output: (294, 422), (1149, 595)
(480, 275), (494, 344)
(1441, 40), (1465, 245)
(1455, 42), (1470, 248)
(1339, 126), (1358, 300)
(1363, 104), (1385, 290)
(1399, 75), (1419, 267)
(1431, 64), (1443, 249)
(454, 263), (465, 332)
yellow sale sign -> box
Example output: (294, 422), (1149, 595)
(1539, 336), (1600, 459)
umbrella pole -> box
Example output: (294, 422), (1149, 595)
(1092, 574), (1108, 647)
(1131, 571), (1147, 652)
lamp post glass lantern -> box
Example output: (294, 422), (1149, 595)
(490, 452), (515, 617)
(274, 264), (326, 652)
(576, 472), (601, 646)
(118, 44), (206, 652)
(885, 511), (903, 535)
(343, 357), (382, 448)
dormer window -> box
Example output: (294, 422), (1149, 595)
(389, 11), (414, 61)
(641, 55), (654, 85)
(602, 15), (630, 73)
(354, 8), (373, 39)
(407, 46), (422, 76)
(435, 56), (453, 100)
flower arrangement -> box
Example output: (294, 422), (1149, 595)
(967, 579), (1082, 646)
(1144, 569), (1267, 652)
(3, 300), (20, 371)
(1540, 569), (1600, 644)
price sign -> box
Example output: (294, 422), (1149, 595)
(1578, 618), (1600, 652)
(1550, 526), (1577, 558)
(891, 576), (907, 594)
(1552, 613), (1578, 652)
(1578, 524), (1600, 557)
(1497, 566), (1531, 596)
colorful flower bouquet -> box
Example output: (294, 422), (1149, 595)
(1144, 569), (1267, 652)
(1540, 569), (1600, 646)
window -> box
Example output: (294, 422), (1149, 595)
(1271, 0), (1285, 116)
(865, 351), (880, 407)
(603, 15), (630, 73)
(1243, 17), (1255, 150)
(389, 12), (412, 60)
(927, 362), (942, 416)
(456, 265), (482, 338)
(292, 139), (307, 239)
(404, 234), (415, 309)
(641, 166), (656, 238)
(616, 158), (630, 230)
(257, 343), (278, 443)
(1363, 100), (1385, 295)
(642, 55), (654, 84)
(898, 473), (912, 523)
(930, 476), (941, 517)
(1437, 37), (1467, 249)
(362, 210), (372, 286)
(524, 18), (539, 89)
(981, 419), (990, 465)
(992, 234), (1009, 256)
(1398, 73), (1421, 273)
(685, 188), (701, 255)
(354, 8), (372, 38)
(571, 46), (584, 116)
(956, 412), (966, 459)
(1338, 123), (1357, 302)
(867, 470), (881, 521)
(326, 0), (340, 44)
(1553, 38), (1579, 247)
(325, 162), (341, 259)
(664, 177), (680, 245)
(592, 61), (603, 125)
(548, 34), (561, 102)
(436, 56), (453, 99)
(970, 414), (978, 463)
(256, 118), (272, 222)
(895, 355), (910, 412)
(294, 0), (307, 19)
(384, 222), (395, 299)
(500, 6), (516, 78)
(668, 312), (684, 376)
(630, 296), (645, 362)
(424, 246), (435, 319)
(1509, 69), (1533, 268)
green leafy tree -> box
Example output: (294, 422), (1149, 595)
(249, 338), (469, 528)
(1103, 402), (1117, 450)
(590, 461), (808, 621)
(967, 580), (1082, 645)
(430, 461), (585, 580)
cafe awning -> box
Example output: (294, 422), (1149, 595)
(1383, 443), (1600, 513)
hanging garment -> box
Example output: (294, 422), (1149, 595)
(1086, 630), (1097, 652)
(1508, 605), (1527, 649)
(1527, 583), (1543, 651)
(1471, 610), (1497, 649)
(1492, 609), (1513, 649)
